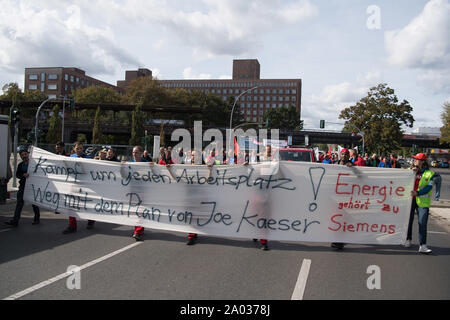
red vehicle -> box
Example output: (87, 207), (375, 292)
(276, 147), (317, 162)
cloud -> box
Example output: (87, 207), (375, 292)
(385, 0), (450, 93)
(0, 1), (141, 77)
(114, 0), (319, 57)
(302, 71), (381, 130)
(183, 67), (211, 79)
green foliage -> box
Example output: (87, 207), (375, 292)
(92, 106), (102, 144)
(339, 83), (414, 155)
(263, 105), (303, 130)
(440, 102), (450, 144)
(45, 105), (61, 143)
(129, 102), (146, 146)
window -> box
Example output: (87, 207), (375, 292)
(41, 72), (45, 81)
(48, 84), (57, 90)
(48, 74), (58, 80)
(28, 84), (37, 90)
(29, 74), (38, 80)
(292, 89), (297, 94)
(65, 74), (69, 81)
(48, 94), (57, 99)
(76, 77), (79, 83)
(40, 83), (45, 92)
(70, 75), (74, 82)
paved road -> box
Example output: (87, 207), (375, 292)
(0, 204), (449, 301)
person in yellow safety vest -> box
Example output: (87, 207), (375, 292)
(405, 153), (435, 254)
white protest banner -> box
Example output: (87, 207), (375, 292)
(25, 147), (415, 244)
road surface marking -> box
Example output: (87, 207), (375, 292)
(3, 242), (143, 300)
(428, 231), (447, 234)
(291, 259), (311, 300)
(0, 229), (11, 233)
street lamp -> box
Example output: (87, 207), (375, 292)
(35, 97), (57, 146)
(228, 86), (259, 152)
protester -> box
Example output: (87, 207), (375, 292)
(143, 150), (152, 162)
(331, 148), (353, 250)
(253, 145), (275, 251)
(433, 172), (442, 201)
(350, 149), (366, 167)
(390, 154), (401, 168)
(130, 145), (149, 241)
(378, 156), (392, 168)
(5, 146), (40, 227)
(322, 154), (332, 164)
(158, 148), (174, 165)
(368, 154), (379, 167)
(98, 149), (107, 160)
(106, 148), (120, 162)
(55, 141), (68, 156)
(405, 153), (435, 254)
(186, 151), (199, 246)
(62, 141), (95, 234)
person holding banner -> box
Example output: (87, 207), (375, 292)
(253, 144), (276, 251)
(130, 145), (149, 241)
(5, 146), (40, 227)
(106, 148), (120, 162)
(405, 153), (435, 254)
(331, 148), (353, 250)
(62, 141), (96, 234)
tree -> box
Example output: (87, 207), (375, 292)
(339, 83), (414, 155)
(45, 105), (61, 144)
(129, 101), (146, 146)
(123, 77), (168, 106)
(263, 105), (303, 130)
(440, 102), (450, 144)
(92, 106), (102, 144)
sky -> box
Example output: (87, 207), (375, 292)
(0, 0), (448, 132)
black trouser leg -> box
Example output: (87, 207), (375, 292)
(12, 189), (25, 224)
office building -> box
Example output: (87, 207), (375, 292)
(24, 67), (122, 99)
(159, 59), (302, 123)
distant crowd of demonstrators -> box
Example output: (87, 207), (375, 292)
(319, 149), (404, 168)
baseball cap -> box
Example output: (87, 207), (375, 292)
(340, 148), (349, 155)
(412, 153), (427, 161)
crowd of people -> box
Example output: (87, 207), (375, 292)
(319, 149), (404, 168)
(4, 143), (442, 254)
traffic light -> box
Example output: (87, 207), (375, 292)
(11, 108), (20, 126)
(320, 120), (325, 129)
(69, 97), (75, 110)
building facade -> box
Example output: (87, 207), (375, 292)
(24, 60), (301, 124)
(24, 67), (122, 99)
(159, 59), (302, 123)
(117, 68), (152, 90)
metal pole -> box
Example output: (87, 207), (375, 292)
(35, 97), (54, 146)
(62, 98), (65, 142)
(228, 86), (259, 152)
(12, 122), (18, 188)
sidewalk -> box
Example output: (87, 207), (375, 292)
(430, 200), (450, 231)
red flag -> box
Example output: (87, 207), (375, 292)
(234, 136), (239, 156)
